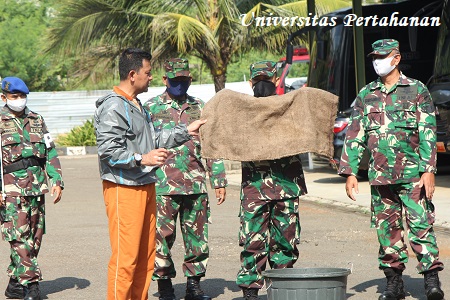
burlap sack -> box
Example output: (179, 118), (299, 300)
(200, 87), (339, 161)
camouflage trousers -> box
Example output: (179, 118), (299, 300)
(152, 193), (210, 280)
(371, 182), (444, 273)
(0, 195), (45, 285)
(236, 198), (301, 289)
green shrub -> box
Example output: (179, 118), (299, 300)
(56, 119), (96, 146)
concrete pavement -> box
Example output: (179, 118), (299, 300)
(0, 155), (448, 299)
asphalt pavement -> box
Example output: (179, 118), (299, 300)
(0, 155), (448, 300)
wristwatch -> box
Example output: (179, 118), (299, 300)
(134, 153), (142, 166)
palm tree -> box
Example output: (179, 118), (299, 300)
(46, 0), (351, 92)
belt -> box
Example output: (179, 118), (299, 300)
(3, 157), (45, 174)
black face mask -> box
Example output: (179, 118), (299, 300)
(253, 80), (276, 97)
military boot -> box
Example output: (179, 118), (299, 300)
(424, 269), (444, 300)
(157, 279), (176, 300)
(379, 268), (406, 300)
(4, 277), (24, 299)
(242, 287), (259, 300)
(23, 282), (40, 300)
(185, 276), (211, 300)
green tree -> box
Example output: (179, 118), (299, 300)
(0, 0), (68, 91)
(46, 0), (351, 92)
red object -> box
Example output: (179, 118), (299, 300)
(333, 120), (348, 134)
(276, 47), (310, 95)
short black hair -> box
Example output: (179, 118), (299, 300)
(119, 48), (152, 80)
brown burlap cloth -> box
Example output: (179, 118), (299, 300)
(200, 87), (339, 161)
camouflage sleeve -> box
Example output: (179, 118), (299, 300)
(143, 97), (191, 149)
(205, 159), (228, 188)
(417, 85), (437, 173)
(142, 98), (154, 115)
(46, 147), (64, 188)
(338, 94), (367, 176)
(43, 119), (64, 188)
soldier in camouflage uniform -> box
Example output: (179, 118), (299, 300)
(338, 39), (444, 300)
(0, 77), (63, 300)
(143, 58), (228, 300)
(237, 61), (307, 300)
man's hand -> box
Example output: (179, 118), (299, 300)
(345, 175), (359, 201)
(214, 187), (226, 205)
(143, 148), (169, 166)
(419, 172), (435, 200)
(187, 119), (207, 136)
(51, 186), (63, 204)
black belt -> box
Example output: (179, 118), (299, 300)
(3, 157), (45, 174)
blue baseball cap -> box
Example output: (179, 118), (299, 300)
(1, 77), (30, 94)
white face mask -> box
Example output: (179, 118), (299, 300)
(6, 97), (27, 112)
(372, 55), (396, 77)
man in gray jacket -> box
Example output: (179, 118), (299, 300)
(94, 48), (206, 300)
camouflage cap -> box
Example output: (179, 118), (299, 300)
(1, 77), (30, 94)
(250, 60), (277, 79)
(164, 58), (191, 79)
(367, 39), (400, 56)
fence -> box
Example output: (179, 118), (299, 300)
(26, 81), (254, 135)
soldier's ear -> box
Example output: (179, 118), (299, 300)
(163, 76), (169, 86)
(1, 94), (6, 103)
(274, 77), (281, 88)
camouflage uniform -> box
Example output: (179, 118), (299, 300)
(237, 61), (308, 290)
(338, 39), (443, 274)
(143, 58), (227, 280)
(0, 102), (63, 285)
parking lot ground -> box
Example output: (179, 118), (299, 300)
(0, 155), (448, 299)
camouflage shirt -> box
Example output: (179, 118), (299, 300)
(0, 106), (64, 196)
(338, 73), (437, 185)
(240, 155), (307, 200)
(144, 91), (227, 195)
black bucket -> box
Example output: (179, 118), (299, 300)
(263, 267), (351, 300)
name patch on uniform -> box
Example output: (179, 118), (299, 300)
(365, 97), (379, 103)
(186, 106), (202, 123)
(3, 128), (18, 134)
(0, 121), (16, 130)
(397, 86), (417, 102)
(30, 127), (43, 134)
(153, 110), (173, 122)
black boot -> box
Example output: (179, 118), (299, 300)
(23, 282), (40, 300)
(4, 277), (24, 299)
(424, 269), (444, 300)
(157, 279), (176, 300)
(379, 268), (406, 300)
(242, 287), (259, 300)
(185, 276), (211, 300)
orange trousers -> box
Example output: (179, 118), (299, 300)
(103, 180), (157, 300)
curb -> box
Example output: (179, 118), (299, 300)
(56, 146), (98, 156)
(300, 195), (450, 231)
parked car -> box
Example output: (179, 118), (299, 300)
(427, 0), (450, 162)
(275, 47), (309, 95)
